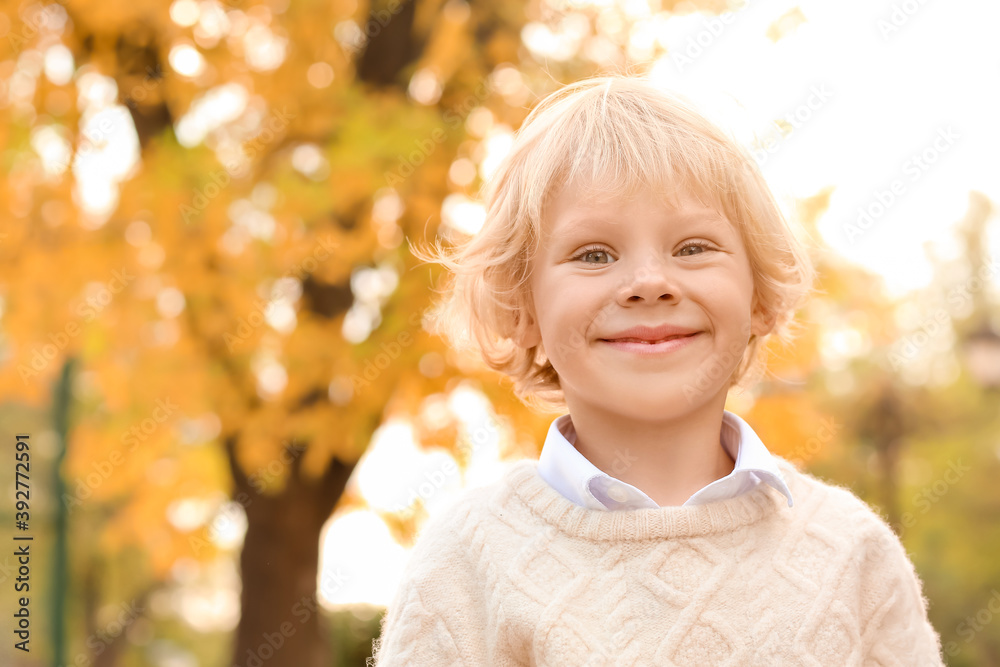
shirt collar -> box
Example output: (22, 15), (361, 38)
(536, 409), (794, 510)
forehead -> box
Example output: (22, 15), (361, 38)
(542, 180), (731, 237)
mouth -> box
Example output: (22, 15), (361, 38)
(598, 332), (701, 354)
(599, 333), (698, 344)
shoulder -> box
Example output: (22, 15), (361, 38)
(769, 460), (944, 663)
(768, 456), (936, 626)
(771, 455), (906, 556)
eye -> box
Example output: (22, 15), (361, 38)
(572, 245), (615, 265)
(678, 240), (716, 256)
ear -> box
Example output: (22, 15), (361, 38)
(513, 306), (542, 349)
(750, 300), (776, 339)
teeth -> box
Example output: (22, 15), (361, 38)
(618, 335), (684, 343)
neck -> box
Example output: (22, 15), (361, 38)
(563, 390), (736, 506)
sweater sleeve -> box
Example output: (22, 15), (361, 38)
(368, 504), (493, 667)
(858, 518), (945, 667)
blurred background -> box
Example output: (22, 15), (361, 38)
(1, 0), (999, 665)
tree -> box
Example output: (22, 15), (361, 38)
(0, 0), (539, 662)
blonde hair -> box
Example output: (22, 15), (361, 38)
(411, 74), (819, 413)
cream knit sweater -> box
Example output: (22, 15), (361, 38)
(370, 455), (945, 666)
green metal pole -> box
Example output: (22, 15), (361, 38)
(51, 357), (75, 667)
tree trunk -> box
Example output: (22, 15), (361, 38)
(225, 3), (424, 664)
(228, 437), (356, 667)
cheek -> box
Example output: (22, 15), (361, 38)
(694, 271), (753, 305)
(539, 307), (585, 360)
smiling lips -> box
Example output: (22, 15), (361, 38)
(600, 324), (701, 344)
(610, 336), (692, 344)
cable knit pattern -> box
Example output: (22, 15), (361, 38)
(370, 455), (945, 666)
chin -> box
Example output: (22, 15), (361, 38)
(606, 391), (690, 415)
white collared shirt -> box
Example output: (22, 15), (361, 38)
(537, 410), (794, 510)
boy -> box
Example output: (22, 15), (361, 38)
(370, 75), (945, 666)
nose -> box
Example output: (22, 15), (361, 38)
(616, 256), (679, 305)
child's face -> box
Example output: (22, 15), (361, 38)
(515, 179), (773, 418)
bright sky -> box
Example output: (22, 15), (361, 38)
(320, 383), (512, 609)
(642, 0), (1000, 299)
